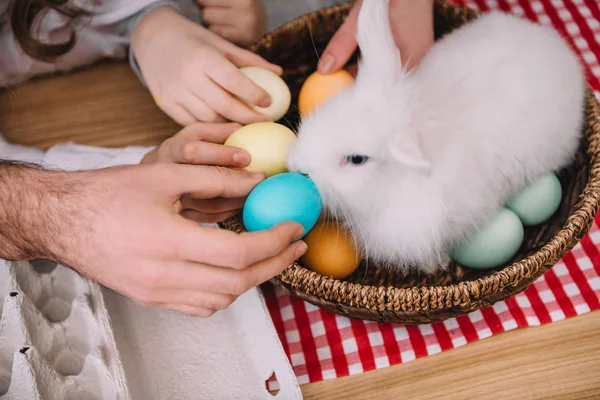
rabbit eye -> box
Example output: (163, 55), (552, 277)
(346, 155), (369, 165)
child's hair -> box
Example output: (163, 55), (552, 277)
(10, 0), (81, 61)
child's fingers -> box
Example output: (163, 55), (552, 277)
(180, 91), (226, 123)
(204, 27), (283, 76)
(196, 78), (270, 125)
(207, 24), (238, 44)
(196, 0), (234, 6)
(157, 98), (197, 126)
(202, 7), (233, 26)
(227, 47), (283, 75)
(205, 59), (271, 108)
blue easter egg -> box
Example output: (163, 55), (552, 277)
(243, 172), (322, 238)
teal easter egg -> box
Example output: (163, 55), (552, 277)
(452, 208), (524, 270)
(243, 172), (322, 238)
(506, 172), (562, 226)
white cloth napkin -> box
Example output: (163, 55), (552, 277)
(103, 287), (301, 400)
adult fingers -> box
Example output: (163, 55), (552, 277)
(317, 0), (363, 74)
(154, 290), (238, 311)
(137, 261), (235, 294)
(160, 164), (264, 199)
(231, 239), (307, 292)
(176, 221), (304, 269)
(160, 303), (218, 318)
(166, 139), (250, 167)
(181, 196), (246, 214)
(181, 209), (239, 224)
(176, 122), (242, 144)
(152, 240), (306, 296)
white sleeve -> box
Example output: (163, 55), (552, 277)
(43, 143), (155, 171)
(0, 136), (46, 164)
(0, 135), (154, 171)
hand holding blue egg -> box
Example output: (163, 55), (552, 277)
(243, 173), (322, 239)
(228, 67), (323, 240)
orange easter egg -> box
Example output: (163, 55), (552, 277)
(298, 70), (354, 116)
(301, 221), (360, 280)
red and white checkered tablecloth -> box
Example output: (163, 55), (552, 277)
(262, 0), (600, 390)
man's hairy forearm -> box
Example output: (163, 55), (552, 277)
(0, 161), (82, 262)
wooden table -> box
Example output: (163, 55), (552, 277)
(2, 62), (599, 400)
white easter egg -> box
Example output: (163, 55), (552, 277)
(224, 122), (297, 177)
(240, 67), (291, 121)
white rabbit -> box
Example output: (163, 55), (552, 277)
(287, 0), (585, 273)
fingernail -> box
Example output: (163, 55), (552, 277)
(294, 241), (308, 259)
(259, 95), (271, 108)
(295, 224), (305, 238)
(319, 54), (335, 74)
(233, 151), (250, 166)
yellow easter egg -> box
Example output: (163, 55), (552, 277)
(240, 67), (291, 121)
(224, 122), (297, 177)
(301, 221), (360, 280)
(298, 70), (354, 116)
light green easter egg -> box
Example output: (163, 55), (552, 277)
(452, 208), (524, 270)
(506, 172), (562, 226)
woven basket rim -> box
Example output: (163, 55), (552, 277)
(239, 1), (600, 314)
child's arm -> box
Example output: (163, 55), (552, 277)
(125, 0), (203, 87)
(1, 0), (200, 87)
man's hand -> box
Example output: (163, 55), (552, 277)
(197, 0), (268, 47)
(0, 162), (306, 317)
(141, 122), (251, 223)
(317, 0), (434, 74)
(131, 7), (282, 126)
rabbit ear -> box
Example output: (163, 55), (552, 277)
(388, 125), (432, 172)
(356, 0), (403, 83)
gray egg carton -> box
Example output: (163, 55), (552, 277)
(0, 260), (130, 400)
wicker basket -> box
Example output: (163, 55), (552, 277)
(222, 0), (600, 324)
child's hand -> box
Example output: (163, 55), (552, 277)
(318, 0), (434, 74)
(131, 7), (282, 126)
(141, 122), (256, 223)
(197, 0), (267, 47)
